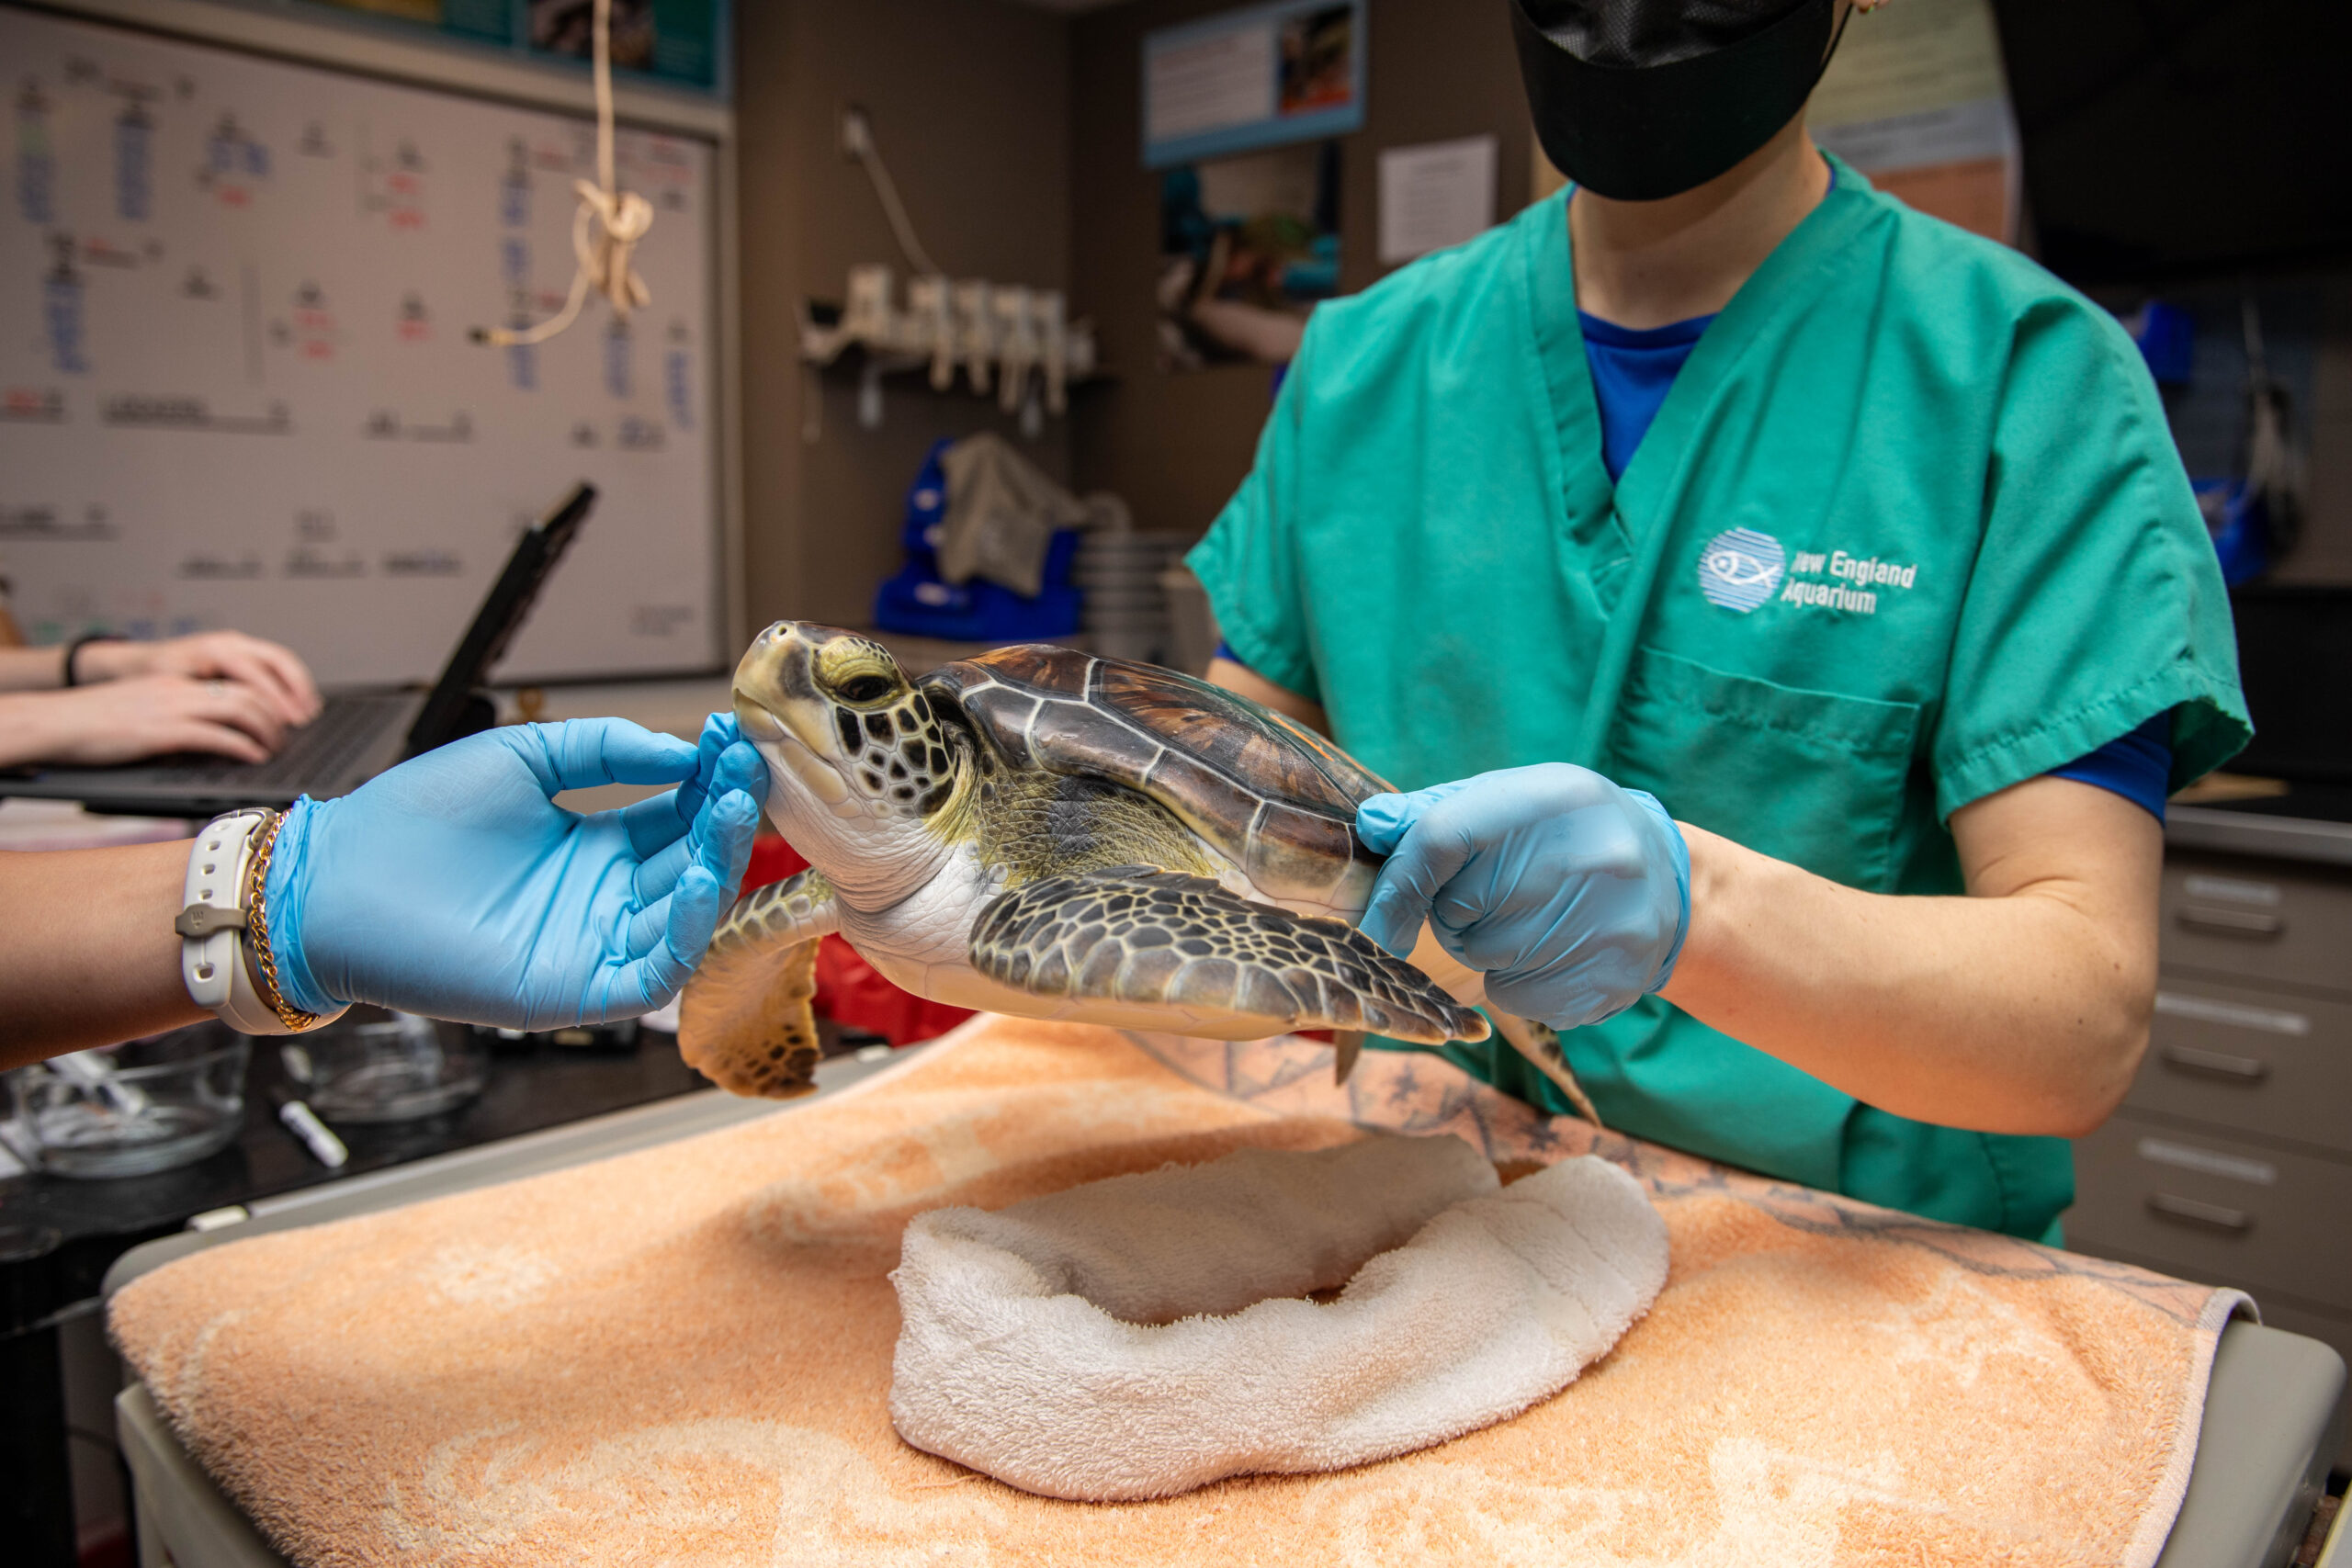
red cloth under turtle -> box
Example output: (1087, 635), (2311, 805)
(741, 833), (977, 1048)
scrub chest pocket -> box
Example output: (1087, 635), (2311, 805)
(1610, 646), (1923, 894)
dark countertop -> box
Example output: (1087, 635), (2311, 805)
(0, 1028), (711, 1337)
(2167, 788), (2352, 869)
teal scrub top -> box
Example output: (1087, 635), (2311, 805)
(1186, 156), (2250, 1243)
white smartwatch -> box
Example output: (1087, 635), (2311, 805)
(176, 808), (347, 1035)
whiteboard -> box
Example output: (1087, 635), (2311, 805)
(0, 5), (723, 685)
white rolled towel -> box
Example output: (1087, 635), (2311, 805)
(888, 1135), (1668, 1501)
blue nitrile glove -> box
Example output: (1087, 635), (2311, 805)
(1356, 762), (1690, 1032)
(260, 715), (766, 1029)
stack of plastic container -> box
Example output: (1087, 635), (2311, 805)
(1076, 531), (1189, 663)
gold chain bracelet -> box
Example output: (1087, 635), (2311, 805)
(242, 810), (322, 1032)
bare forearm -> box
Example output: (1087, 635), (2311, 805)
(1659, 811), (2157, 1137)
(0, 692), (83, 768)
(0, 645), (68, 694)
(0, 840), (204, 1066)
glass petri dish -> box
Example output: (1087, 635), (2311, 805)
(282, 1009), (488, 1124)
(4, 1023), (250, 1179)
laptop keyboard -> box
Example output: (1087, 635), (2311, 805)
(144, 695), (404, 792)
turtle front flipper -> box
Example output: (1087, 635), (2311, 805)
(678, 869), (841, 1099)
(969, 867), (1490, 1047)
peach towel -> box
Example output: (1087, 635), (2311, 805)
(110, 1016), (2245, 1567)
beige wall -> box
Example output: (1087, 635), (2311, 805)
(734, 0), (1074, 632)
(1068, 0), (1536, 540)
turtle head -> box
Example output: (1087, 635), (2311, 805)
(731, 622), (964, 907)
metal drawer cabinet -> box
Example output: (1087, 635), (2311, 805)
(2130, 981), (2352, 1156)
(2159, 856), (2352, 996)
(2070, 1111), (2352, 1311)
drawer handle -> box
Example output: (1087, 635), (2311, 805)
(2147, 1192), (2254, 1232)
(2159, 1043), (2269, 1081)
(2175, 906), (2283, 939)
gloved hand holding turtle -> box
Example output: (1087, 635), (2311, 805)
(262, 715), (766, 1030)
(1356, 763), (1690, 1033)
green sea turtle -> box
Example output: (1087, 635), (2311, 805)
(677, 623), (1599, 1120)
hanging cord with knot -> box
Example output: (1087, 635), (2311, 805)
(472, 0), (652, 348)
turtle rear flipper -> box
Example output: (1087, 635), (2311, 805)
(678, 869), (840, 1100)
(970, 867), (1489, 1048)
(1396, 931), (1604, 1127)
(1488, 1011), (1604, 1129)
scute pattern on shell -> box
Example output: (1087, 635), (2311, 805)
(922, 647), (1395, 910)
(969, 866), (1489, 1046)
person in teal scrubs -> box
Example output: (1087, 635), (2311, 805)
(1187, 0), (2249, 1242)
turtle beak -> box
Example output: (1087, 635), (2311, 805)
(732, 623), (852, 806)
(734, 622), (820, 748)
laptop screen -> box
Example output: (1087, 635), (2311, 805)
(403, 482), (595, 757)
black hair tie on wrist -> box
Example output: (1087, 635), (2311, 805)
(62, 632), (125, 688)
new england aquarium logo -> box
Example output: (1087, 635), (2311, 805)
(1696, 527), (1785, 613)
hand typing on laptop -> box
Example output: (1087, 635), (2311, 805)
(0, 482), (599, 816)
(0, 631), (322, 771)
(67, 630), (323, 727)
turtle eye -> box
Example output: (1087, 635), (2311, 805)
(838, 673), (893, 705)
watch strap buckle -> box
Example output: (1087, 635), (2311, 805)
(174, 903), (249, 940)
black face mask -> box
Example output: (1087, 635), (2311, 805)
(1509, 0), (1848, 202)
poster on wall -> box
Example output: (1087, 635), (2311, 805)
(1378, 135), (1498, 265)
(296, 0), (728, 95)
(1158, 141), (1340, 371)
(1143, 0), (1363, 169)
(1806, 0), (2018, 242)
(527, 0), (726, 96)
(528, 0), (655, 65)
(302, 0), (513, 42)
